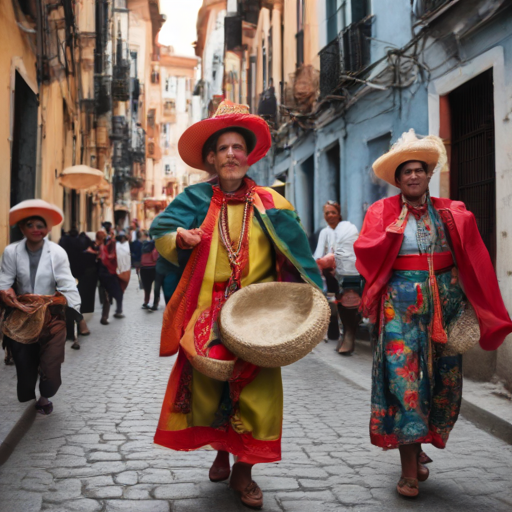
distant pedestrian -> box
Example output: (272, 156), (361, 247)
(59, 228), (97, 349)
(354, 130), (512, 498)
(95, 231), (124, 323)
(130, 230), (143, 271)
(139, 235), (161, 311)
(314, 201), (360, 354)
(0, 200), (81, 415)
(116, 230), (131, 296)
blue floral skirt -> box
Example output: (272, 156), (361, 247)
(370, 268), (464, 449)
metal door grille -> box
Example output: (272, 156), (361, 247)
(449, 68), (496, 265)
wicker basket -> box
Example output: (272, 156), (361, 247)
(219, 282), (330, 368)
(191, 354), (236, 381)
(444, 302), (480, 356)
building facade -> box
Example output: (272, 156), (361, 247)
(196, 0), (512, 389)
(0, 0), (163, 252)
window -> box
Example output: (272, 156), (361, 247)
(165, 78), (170, 92)
(326, 0), (347, 43)
(164, 164), (171, 175)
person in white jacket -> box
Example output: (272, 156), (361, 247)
(314, 201), (361, 355)
(0, 200), (81, 415)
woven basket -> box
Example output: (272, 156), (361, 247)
(191, 354), (236, 381)
(444, 302), (480, 356)
(219, 282), (330, 368)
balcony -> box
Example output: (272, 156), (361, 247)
(131, 126), (146, 164)
(94, 75), (112, 115)
(112, 138), (131, 169)
(412, 0), (457, 19)
(319, 37), (341, 99)
(110, 116), (127, 141)
(112, 61), (130, 101)
(319, 15), (373, 98)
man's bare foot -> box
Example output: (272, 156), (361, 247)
(209, 450), (231, 482)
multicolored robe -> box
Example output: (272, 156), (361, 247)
(150, 177), (322, 464)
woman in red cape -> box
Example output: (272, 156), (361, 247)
(354, 130), (512, 498)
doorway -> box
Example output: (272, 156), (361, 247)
(449, 68), (496, 265)
(295, 155), (315, 238)
(10, 71), (38, 242)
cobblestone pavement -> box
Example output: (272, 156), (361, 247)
(1, 274), (511, 512)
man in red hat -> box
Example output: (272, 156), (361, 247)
(150, 101), (322, 508)
(0, 200), (81, 415)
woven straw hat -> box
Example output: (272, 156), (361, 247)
(178, 100), (271, 172)
(9, 199), (64, 229)
(373, 129), (447, 186)
(219, 282), (330, 368)
(191, 355), (235, 382)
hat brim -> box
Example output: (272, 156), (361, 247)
(373, 145), (440, 187)
(9, 200), (64, 230)
(178, 113), (271, 171)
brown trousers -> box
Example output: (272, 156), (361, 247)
(6, 320), (66, 402)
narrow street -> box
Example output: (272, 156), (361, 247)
(0, 274), (511, 512)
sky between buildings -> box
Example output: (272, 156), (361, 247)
(158, 0), (203, 57)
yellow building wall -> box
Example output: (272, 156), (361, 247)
(0, 2), (38, 253)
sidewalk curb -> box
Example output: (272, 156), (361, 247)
(310, 345), (512, 446)
(0, 402), (36, 466)
(460, 398), (512, 445)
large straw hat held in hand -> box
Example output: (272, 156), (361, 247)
(219, 282), (330, 368)
(372, 129), (447, 187)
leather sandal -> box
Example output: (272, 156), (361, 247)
(417, 463), (429, 482)
(35, 401), (53, 416)
(397, 477), (419, 498)
(209, 464), (231, 482)
(239, 480), (263, 509)
(418, 450), (433, 464)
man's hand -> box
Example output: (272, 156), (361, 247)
(316, 253), (336, 272)
(177, 228), (204, 249)
(0, 288), (17, 307)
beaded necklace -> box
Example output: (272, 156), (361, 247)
(218, 188), (255, 297)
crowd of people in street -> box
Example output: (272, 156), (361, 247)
(1, 100), (512, 508)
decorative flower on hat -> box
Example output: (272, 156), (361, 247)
(372, 129), (448, 186)
(178, 100), (272, 172)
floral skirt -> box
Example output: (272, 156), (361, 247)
(370, 268), (464, 449)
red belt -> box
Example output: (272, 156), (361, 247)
(393, 251), (454, 271)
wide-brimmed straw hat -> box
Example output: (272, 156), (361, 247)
(9, 199), (64, 229)
(373, 129), (447, 186)
(219, 282), (330, 368)
(178, 100), (272, 172)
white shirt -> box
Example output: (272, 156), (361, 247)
(116, 241), (132, 273)
(0, 239), (81, 313)
(313, 222), (359, 277)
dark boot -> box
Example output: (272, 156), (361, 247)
(101, 299), (110, 325)
(338, 306), (359, 355)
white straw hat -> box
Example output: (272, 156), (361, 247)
(373, 129), (447, 186)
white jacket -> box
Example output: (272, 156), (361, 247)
(0, 239), (81, 313)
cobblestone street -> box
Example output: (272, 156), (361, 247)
(1, 274), (511, 512)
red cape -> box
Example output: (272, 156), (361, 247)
(354, 195), (512, 351)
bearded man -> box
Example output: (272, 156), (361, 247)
(150, 101), (322, 508)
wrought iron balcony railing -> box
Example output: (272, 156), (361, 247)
(413, 0), (456, 18)
(94, 75), (112, 115)
(112, 61), (131, 101)
(319, 15), (373, 99)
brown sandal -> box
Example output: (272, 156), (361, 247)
(397, 477), (419, 498)
(209, 464), (231, 482)
(239, 480), (263, 509)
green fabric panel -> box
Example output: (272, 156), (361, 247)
(149, 182), (213, 240)
(263, 208), (323, 289)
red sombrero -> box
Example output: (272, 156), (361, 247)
(178, 100), (271, 171)
(9, 199), (64, 229)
